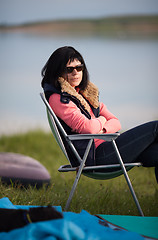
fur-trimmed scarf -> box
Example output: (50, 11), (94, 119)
(58, 77), (99, 114)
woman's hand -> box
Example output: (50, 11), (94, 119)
(98, 129), (106, 134)
(98, 116), (107, 125)
(97, 116), (107, 134)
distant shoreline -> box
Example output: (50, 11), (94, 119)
(0, 15), (158, 37)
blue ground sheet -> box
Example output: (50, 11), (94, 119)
(0, 197), (155, 240)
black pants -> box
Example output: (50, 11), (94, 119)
(95, 121), (158, 182)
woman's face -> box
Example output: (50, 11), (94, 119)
(63, 59), (83, 88)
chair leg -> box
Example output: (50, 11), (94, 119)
(64, 139), (93, 211)
(112, 140), (144, 217)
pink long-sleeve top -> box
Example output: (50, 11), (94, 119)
(49, 93), (121, 148)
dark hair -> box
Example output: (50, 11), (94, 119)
(41, 46), (89, 90)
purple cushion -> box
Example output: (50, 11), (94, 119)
(0, 152), (51, 188)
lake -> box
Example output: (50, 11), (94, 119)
(0, 31), (158, 135)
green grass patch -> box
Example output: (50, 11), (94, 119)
(0, 130), (157, 216)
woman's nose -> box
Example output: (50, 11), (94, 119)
(72, 69), (78, 74)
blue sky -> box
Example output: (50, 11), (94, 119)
(0, 0), (158, 25)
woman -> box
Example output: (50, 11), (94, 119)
(41, 46), (158, 183)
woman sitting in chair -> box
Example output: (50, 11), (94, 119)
(41, 46), (158, 183)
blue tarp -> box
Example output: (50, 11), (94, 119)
(0, 198), (144, 240)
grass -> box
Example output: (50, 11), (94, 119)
(0, 130), (157, 216)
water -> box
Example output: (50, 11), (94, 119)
(0, 31), (158, 135)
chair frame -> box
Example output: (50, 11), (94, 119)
(40, 92), (144, 216)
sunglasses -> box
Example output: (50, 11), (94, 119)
(66, 64), (84, 74)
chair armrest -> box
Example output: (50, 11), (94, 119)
(67, 133), (120, 142)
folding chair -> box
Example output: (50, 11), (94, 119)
(40, 92), (144, 216)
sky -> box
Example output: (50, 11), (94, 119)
(0, 0), (158, 25)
